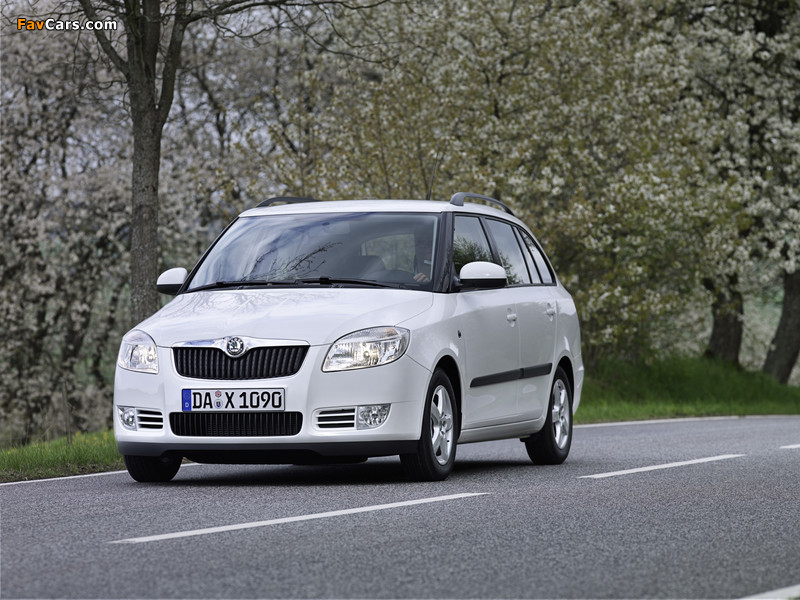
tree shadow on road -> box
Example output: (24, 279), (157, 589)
(165, 455), (540, 487)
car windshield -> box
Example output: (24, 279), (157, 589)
(187, 212), (440, 291)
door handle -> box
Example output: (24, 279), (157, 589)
(546, 305), (556, 317)
(506, 313), (518, 322)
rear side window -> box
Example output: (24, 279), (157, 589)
(453, 216), (493, 275)
(484, 219), (531, 285)
(519, 230), (554, 284)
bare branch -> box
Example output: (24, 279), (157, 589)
(75, 0), (129, 76)
(186, 0), (394, 24)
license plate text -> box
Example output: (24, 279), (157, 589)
(181, 389), (284, 412)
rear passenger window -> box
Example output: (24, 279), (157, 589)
(484, 219), (531, 285)
(520, 230), (554, 284)
(514, 228), (542, 284)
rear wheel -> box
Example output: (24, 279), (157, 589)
(401, 369), (458, 481)
(123, 454), (182, 483)
(524, 366), (572, 465)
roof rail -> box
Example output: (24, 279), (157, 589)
(449, 192), (515, 216)
(257, 196), (320, 208)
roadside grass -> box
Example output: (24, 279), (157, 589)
(0, 430), (123, 483)
(2, 357), (798, 482)
(576, 356), (800, 423)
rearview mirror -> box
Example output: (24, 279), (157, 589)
(459, 261), (507, 289)
(156, 267), (188, 295)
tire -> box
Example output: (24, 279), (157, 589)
(123, 454), (182, 483)
(524, 366), (573, 465)
(400, 369), (458, 481)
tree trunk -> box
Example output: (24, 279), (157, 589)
(129, 112), (162, 325)
(704, 278), (743, 366)
(123, 0), (177, 326)
(763, 270), (800, 384)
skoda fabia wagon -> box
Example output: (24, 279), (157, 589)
(115, 193), (583, 482)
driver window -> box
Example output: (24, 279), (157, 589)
(453, 216), (494, 275)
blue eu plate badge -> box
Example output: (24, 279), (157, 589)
(182, 389), (192, 412)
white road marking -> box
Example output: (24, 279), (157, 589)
(780, 444), (800, 449)
(110, 492), (489, 544)
(739, 582), (800, 599)
(0, 469), (128, 487)
(0, 462), (203, 487)
(580, 454), (746, 479)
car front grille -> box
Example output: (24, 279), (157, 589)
(173, 346), (308, 380)
(169, 412), (303, 437)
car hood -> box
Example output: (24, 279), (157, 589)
(137, 288), (433, 347)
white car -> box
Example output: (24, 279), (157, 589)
(114, 193), (583, 482)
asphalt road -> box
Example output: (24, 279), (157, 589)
(2, 416), (799, 599)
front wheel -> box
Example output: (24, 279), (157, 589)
(123, 454), (182, 483)
(400, 369), (458, 481)
(524, 366), (572, 465)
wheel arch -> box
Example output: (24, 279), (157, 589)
(434, 355), (462, 438)
(556, 355), (575, 399)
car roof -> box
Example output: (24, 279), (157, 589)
(240, 199), (527, 227)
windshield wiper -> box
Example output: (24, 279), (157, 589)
(188, 277), (402, 292)
(188, 279), (300, 292)
(296, 277), (403, 289)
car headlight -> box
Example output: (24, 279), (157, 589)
(117, 330), (159, 374)
(323, 327), (410, 372)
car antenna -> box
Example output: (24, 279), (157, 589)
(425, 151), (442, 201)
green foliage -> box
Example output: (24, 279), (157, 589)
(577, 356), (800, 423)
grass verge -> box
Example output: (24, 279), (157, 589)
(2, 357), (798, 482)
(576, 356), (800, 423)
(0, 430), (123, 483)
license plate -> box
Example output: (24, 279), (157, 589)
(181, 388), (285, 412)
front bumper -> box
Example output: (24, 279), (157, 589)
(116, 440), (419, 462)
(114, 344), (430, 462)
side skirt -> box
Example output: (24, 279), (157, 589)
(458, 417), (546, 444)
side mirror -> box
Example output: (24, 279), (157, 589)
(459, 261), (507, 289)
(156, 267), (188, 295)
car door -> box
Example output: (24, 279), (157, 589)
(453, 215), (522, 429)
(483, 219), (557, 421)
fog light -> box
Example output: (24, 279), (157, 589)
(357, 404), (390, 430)
(118, 407), (137, 431)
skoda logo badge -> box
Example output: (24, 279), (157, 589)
(226, 337), (245, 357)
